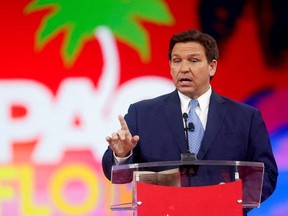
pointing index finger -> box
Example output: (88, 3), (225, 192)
(118, 115), (128, 130)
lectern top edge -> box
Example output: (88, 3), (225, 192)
(111, 160), (264, 171)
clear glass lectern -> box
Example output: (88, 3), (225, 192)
(109, 160), (264, 216)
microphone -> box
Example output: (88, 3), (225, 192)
(182, 113), (190, 153)
(181, 112), (198, 162)
(188, 122), (194, 132)
(183, 112), (188, 122)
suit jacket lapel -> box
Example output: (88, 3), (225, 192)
(197, 91), (228, 160)
(162, 90), (188, 153)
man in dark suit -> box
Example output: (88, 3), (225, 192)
(102, 29), (278, 210)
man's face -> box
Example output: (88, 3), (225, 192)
(170, 41), (217, 99)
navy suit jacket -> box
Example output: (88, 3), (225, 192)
(102, 89), (278, 204)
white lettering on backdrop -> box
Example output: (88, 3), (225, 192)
(0, 27), (174, 163)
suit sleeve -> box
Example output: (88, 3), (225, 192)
(102, 146), (135, 181)
(248, 109), (278, 202)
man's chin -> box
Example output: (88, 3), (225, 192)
(178, 87), (194, 97)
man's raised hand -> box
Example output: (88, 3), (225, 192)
(106, 115), (139, 158)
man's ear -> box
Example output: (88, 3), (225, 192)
(209, 59), (217, 76)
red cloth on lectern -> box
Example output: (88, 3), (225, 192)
(136, 180), (243, 216)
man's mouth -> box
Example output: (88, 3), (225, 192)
(179, 78), (192, 84)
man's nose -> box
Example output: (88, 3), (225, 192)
(180, 61), (190, 72)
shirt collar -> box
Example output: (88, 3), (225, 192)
(178, 86), (212, 112)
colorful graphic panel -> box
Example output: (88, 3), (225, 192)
(1, 0), (287, 215)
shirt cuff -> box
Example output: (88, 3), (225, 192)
(113, 151), (133, 165)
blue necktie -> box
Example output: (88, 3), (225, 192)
(188, 100), (204, 153)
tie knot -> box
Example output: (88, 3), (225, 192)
(189, 99), (199, 110)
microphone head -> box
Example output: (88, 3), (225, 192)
(188, 122), (195, 132)
(183, 112), (188, 120)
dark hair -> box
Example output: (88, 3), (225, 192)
(168, 29), (219, 63)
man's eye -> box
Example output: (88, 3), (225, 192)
(173, 59), (180, 63)
(189, 59), (198, 63)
